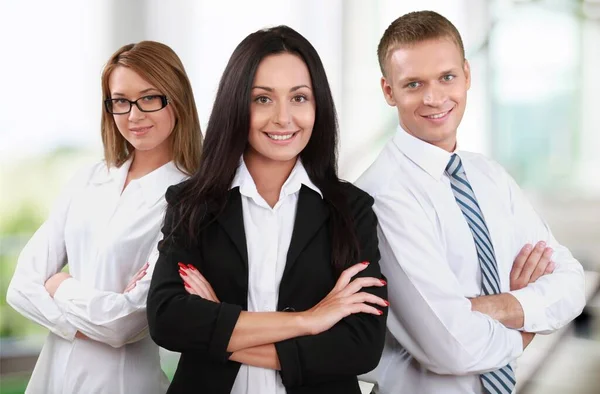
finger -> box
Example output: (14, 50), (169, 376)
(545, 261), (555, 274)
(183, 278), (210, 298)
(124, 283), (135, 293)
(186, 267), (219, 301)
(334, 262), (370, 291)
(181, 273), (212, 299)
(518, 241), (546, 283)
(510, 244), (532, 281)
(529, 247), (554, 283)
(184, 282), (200, 296)
(348, 302), (384, 316)
(347, 292), (389, 308)
(339, 277), (386, 297)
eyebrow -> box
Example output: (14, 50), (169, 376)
(111, 88), (161, 97)
(252, 84), (312, 92)
(399, 69), (458, 84)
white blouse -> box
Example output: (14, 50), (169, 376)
(7, 158), (187, 394)
(229, 159), (322, 394)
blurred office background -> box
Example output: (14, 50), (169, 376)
(0, 0), (598, 393)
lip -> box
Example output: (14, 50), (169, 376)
(129, 126), (153, 136)
(263, 130), (299, 145)
(420, 107), (454, 123)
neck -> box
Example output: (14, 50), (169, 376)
(243, 150), (297, 207)
(129, 147), (172, 180)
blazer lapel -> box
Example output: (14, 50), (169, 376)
(216, 187), (249, 268)
(284, 185), (329, 277)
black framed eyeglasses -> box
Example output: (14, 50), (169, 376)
(104, 95), (169, 115)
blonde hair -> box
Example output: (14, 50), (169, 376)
(378, 11), (465, 77)
(100, 41), (202, 175)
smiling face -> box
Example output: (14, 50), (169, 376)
(381, 38), (471, 152)
(108, 66), (176, 159)
(245, 53), (316, 166)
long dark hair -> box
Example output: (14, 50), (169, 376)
(174, 25), (359, 273)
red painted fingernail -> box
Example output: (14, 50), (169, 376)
(377, 310), (383, 315)
(380, 279), (387, 285)
(184, 282), (190, 288)
(187, 264), (195, 270)
(384, 300), (390, 306)
(178, 263), (186, 269)
(361, 261), (370, 265)
(179, 269), (187, 277)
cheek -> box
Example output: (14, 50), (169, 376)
(113, 116), (128, 135)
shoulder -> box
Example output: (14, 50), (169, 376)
(164, 179), (194, 205)
(339, 182), (374, 215)
(355, 139), (404, 198)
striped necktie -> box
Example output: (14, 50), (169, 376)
(445, 154), (516, 394)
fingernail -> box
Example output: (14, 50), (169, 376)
(178, 262), (186, 269)
(187, 264), (196, 270)
(361, 261), (370, 265)
(179, 269), (187, 277)
(184, 282), (190, 288)
(377, 310), (384, 315)
(525, 244), (533, 251)
(380, 279), (387, 285)
(538, 241), (546, 248)
(384, 300), (390, 306)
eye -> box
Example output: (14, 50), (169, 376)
(442, 74), (455, 82)
(406, 81), (421, 89)
(292, 95), (308, 103)
(142, 95), (160, 101)
(115, 98), (129, 104)
(254, 96), (271, 104)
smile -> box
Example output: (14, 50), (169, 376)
(420, 107), (454, 121)
(266, 132), (297, 141)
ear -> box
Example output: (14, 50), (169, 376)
(380, 76), (396, 106)
(463, 59), (471, 91)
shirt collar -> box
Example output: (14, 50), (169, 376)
(91, 157), (187, 205)
(392, 125), (456, 181)
(230, 157), (322, 200)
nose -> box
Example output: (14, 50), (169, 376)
(128, 103), (145, 122)
(423, 84), (446, 107)
(273, 102), (291, 126)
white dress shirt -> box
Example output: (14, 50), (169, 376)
(7, 158), (186, 394)
(229, 158), (322, 394)
(356, 127), (586, 394)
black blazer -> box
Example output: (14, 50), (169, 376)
(147, 182), (387, 394)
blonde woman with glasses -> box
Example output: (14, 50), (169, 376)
(7, 41), (203, 394)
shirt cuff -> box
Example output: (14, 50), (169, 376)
(509, 287), (547, 332)
(54, 278), (92, 305)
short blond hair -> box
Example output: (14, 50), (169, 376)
(100, 41), (202, 175)
(378, 10), (465, 76)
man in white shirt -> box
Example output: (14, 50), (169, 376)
(356, 10), (586, 394)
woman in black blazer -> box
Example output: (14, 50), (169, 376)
(147, 25), (388, 394)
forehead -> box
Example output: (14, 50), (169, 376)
(386, 38), (463, 78)
(253, 53), (312, 87)
(108, 66), (156, 93)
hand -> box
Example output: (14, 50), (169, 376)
(301, 262), (388, 336)
(521, 332), (536, 349)
(45, 272), (72, 298)
(178, 263), (220, 302)
(75, 331), (89, 340)
(510, 242), (555, 291)
(123, 262), (149, 293)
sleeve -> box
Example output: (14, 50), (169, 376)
(146, 187), (243, 362)
(505, 173), (586, 334)
(275, 191), (388, 388)
(52, 234), (162, 348)
(6, 164), (97, 341)
(370, 189), (523, 376)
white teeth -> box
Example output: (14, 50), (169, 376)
(425, 111), (448, 119)
(267, 133), (294, 141)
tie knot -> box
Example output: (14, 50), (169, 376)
(445, 154), (465, 177)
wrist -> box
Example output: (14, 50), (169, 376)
(295, 312), (314, 336)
